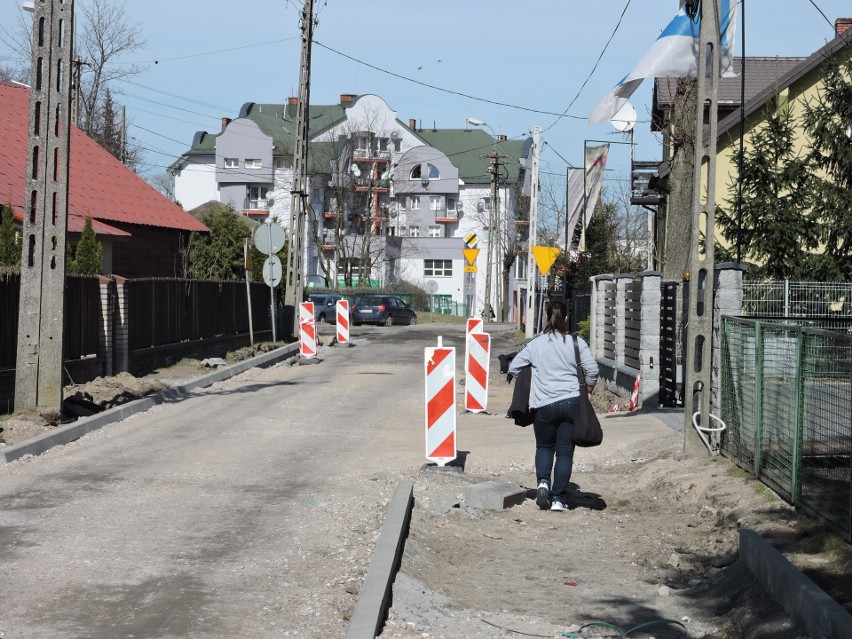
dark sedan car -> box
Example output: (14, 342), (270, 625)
(308, 293), (343, 324)
(351, 295), (417, 326)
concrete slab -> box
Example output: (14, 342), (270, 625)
(740, 528), (852, 639)
(346, 480), (414, 639)
(464, 480), (526, 510)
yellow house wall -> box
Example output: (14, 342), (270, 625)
(710, 52), (851, 257)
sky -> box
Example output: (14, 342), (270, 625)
(1, 0), (848, 201)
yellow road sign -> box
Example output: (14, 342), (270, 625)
(464, 233), (479, 249)
(531, 246), (560, 274)
(464, 266), (478, 273)
(463, 248), (480, 266)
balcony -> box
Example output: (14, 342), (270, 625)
(321, 234), (336, 251)
(434, 209), (459, 223)
(352, 149), (391, 162)
(353, 178), (390, 192)
(323, 210), (343, 218)
(243, 198), (270, 212)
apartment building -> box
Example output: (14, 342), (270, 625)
(171, 93), (529, 318)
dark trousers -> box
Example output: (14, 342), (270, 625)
(533, 396), (579, 502)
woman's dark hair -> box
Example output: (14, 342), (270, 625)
(544, 300), (568, 340)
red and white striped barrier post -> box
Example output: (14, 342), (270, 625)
(466, 317), (483, 336)
(299, 302), (317, 359)
(629, 371), (641, 411)
(336, 300), (350, 345)
(424, 336), (456, 466)
(464, 331), (491, 413)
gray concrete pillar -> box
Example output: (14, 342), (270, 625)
(113, 276), (129, 374)
(639, 271), (662, 405)
(590, 275), (612, 354)
(712, 263), (746, 415)
(97, 277), (114, 377)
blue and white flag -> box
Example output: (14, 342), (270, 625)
(589, 0), (739, 124)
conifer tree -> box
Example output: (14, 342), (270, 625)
(800, 50), (852, 280)
(0, 204), (21, 267)
(69, 217), (103, 275)
(715, 102), (819, 279)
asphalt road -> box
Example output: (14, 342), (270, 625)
(0, 321), (503, 639)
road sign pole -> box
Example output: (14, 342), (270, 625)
(268, 222), (277, 342)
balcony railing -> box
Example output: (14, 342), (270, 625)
(244, 198), (270, 211)
(434, 209), (459, 221)
(352, 149), (391, 161)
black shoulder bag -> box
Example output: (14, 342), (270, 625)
(572, 334), (603, 447)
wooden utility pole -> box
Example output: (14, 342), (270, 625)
(283, 0), (315, 339)
(683, 0), (721, 455)
(15, 0), (75, 413)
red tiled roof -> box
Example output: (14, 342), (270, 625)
(0, 82), (208, 234)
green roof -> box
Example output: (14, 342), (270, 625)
(173, 100), (528, 185)
(416, 129), (528, 184)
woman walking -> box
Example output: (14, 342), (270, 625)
(508, 301), (599, 511)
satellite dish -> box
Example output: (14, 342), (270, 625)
(610, 101), (637, 132)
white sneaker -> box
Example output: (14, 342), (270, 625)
(550, 499), (567, 512)
(535, 481), (551, 510)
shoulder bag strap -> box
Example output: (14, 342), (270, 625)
(572, 334), (587, 391)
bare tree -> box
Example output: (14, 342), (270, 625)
(149, 171), (177, 202)
(1, 0), (145, 162)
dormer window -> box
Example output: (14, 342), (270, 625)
(410, 163), (439, 180)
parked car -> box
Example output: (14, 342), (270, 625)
(351, 295), (417, 327)
(308, 293), (343, 324)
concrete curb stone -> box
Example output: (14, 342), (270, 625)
(1, 343), (300, 464)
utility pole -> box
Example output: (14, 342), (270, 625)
(683, 0), (721, 456)
(525, 126), (540, 339)
(483, 148), (501, 322)
(16, 0), (75, 413)
(284, 0), (315, 339)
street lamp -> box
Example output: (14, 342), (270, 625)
(467, 117), (500, 321)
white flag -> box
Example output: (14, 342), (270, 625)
(589, 0), (739, 124)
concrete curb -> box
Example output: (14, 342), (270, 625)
(346, 480), (414, 639)
(1, 343), (300, 464)
(740, 528), (852, 639)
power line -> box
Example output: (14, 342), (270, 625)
(806, 0), (834, 29)
(116, 36), (300, 66)
(313, 40), (586, 120)
(543, 0), (633, 133)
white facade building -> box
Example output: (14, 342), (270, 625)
(171, 94), (530, 319)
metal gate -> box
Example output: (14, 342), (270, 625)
(660, 281), (682, 407)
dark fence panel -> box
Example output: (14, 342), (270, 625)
(0, 270), (20, 370)
(1, 272), (99, 368)
(64, 275), (101, 360)
(126, 278), (271, 350)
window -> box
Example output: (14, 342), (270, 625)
(424, 259), (452, 277)
(447, 197), (456, 212)
(245, 158), (262, 169)
(429, 196), (443, 211)
(408, 196), (420, 210)
(428, 225), (442, 238)
(355, 136), (368, 153)
(273, 157), (285, 169)
(408, 226), (420, 238)
(224, 157), (238, 168)
(410, 163), (440, 180)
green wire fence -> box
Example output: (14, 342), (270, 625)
(720, 317), (852, 541)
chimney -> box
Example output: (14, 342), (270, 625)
(408, 118), (417, 130)
(221, 117), (232, 129)
(836, 18), (852, 37)
(287, 96), (299, 105)
(340, 93), (356, 104)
